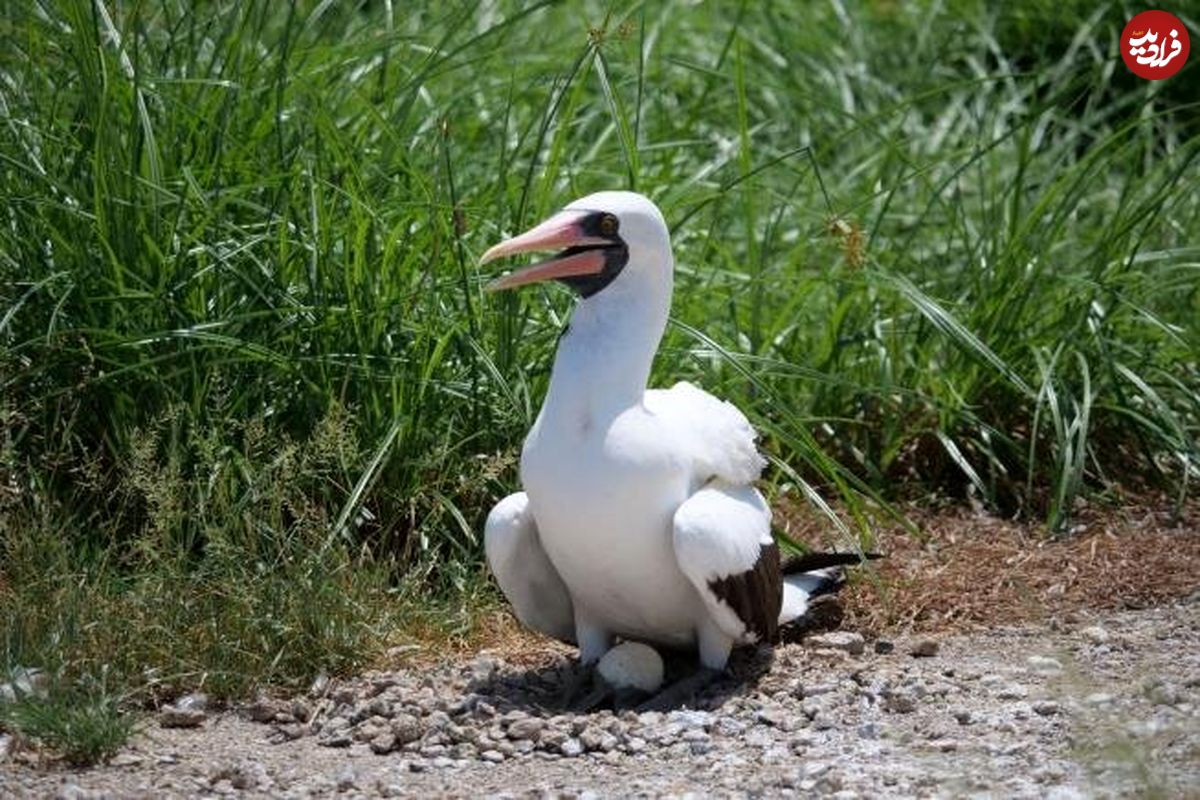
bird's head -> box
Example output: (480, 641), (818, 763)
(481, 191), (672, 299)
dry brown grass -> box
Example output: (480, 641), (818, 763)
(833, 498), (1200, 634)
(376, 602), (574, 671)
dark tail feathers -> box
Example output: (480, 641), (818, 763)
(781, 551), (882, 575)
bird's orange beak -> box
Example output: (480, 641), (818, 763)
(481, 211), (613, 291)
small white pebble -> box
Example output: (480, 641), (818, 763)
(1027, 655), (1063, 674)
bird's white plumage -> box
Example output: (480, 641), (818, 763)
(673, 482), (772, 582)
(484, 191), (833, 672)
(644, 382), (767, 489)
(483, 492), (575, 644)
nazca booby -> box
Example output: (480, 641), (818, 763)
(482, 191), (862, 679)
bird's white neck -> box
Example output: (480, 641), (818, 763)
(541, 269), (672, 427)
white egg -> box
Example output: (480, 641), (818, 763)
(597, 642), (664, 693)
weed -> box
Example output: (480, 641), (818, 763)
(0, 672), (134, 766)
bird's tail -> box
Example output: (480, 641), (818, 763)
(777, 552), (880, 626)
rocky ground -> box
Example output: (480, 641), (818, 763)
(3, 598), (1197, 799)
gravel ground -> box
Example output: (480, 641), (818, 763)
(3, 600), (1198, 799)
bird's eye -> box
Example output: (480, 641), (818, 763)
(599, 213), (619, 237)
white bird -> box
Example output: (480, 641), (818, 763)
(482, 191), (864, 701)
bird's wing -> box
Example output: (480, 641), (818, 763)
(644, 381), (766, 489)
(671, 482), (782, 644)
(484, 492), (576, 644)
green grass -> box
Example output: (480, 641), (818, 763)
(0, 671), (134, 766)
(1, 0), (1198, 762)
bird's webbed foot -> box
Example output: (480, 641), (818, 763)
(571, 678), (649, 713)
(555, 660), (597, 709)
(635, 666), (719, 712)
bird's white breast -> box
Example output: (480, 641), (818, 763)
(520, 403), (702, 645)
